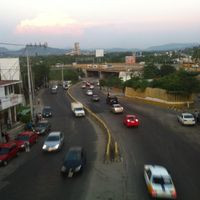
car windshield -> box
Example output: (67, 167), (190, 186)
(43, 108), (51, 113)
(184, 115), (193, 119)
(114, 104), (121, 108)
(152, 176), (172, 185)
(128, 117), (136, 121)
(0, 147), (10, 155)
(46, 136), (59, 141)
(75, 108), (83, 111)
(16, 135), (29, 141)
(65, 151), (81, 161)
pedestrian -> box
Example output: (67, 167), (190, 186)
(5, 132), (10, 143)
(24, 141), (30, 152)
(1, 131), (5, 143)
(7, 118), (11, 129)
(194, 110), (199, 123)
(37, 98), (40, 105)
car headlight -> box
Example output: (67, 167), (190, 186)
(54, 144), (59, 149)
(41, 129), (45, 133)
(42, 144), (47, 149)
(75, 165), (81, 172)
(21, 144), (25, 148)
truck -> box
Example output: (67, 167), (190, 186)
(71, 102), (85, 117)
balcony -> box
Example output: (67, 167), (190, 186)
(0, 94), (24, 111)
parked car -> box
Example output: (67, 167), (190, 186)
(42, 106), (52, 118)
(42, 131), (64, 152)
(0, 142), (19, 166)
(34, 120), (51, 135)
(86, 89), (93, 96)
(111, 104), (123, 113)
(89, 84), (94, 89)
(60, 146), (86, 177)
(144, 165), (177, 199)
(106, 95), (118, 105)
(123, 115), (139, 127)
(91, 94), (100, 102)
(81, 84), (86, 89)
(177, 113), (195, 125)
(14, 131), (38, 150)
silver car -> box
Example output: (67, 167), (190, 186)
(42, 131), (64, 152)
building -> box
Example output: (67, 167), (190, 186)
(0, 58), (24, 137)
(74, 42), (80, 55)
(0, 80), (24, 128)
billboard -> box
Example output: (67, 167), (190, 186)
(96, 49), (104, 58)
(125, 56), (136, 64)
(0, 58), (21, 80)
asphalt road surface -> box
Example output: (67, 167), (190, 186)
(71, 83), (200, 200)
(0, 88), (97, 200)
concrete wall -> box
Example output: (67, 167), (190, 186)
(125, 87), (193, 108)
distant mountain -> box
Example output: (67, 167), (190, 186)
(0, 46), (70, 57)
(106, 48), (140, 52)
(145, 43), (199, 51)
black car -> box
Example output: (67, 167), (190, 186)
(42, 106), (52, 118)
(106, 96), (118, 105)
(91, 94), (100, 102)
(60, 147), (86, 177)
(34, 120), (51, 135)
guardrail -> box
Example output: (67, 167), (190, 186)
(67, 85), (112, 163)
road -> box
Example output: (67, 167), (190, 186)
(71, 83), (200, 200)
(0, 88), (97, 200)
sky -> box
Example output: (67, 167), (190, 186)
(0, 0), (200, 49)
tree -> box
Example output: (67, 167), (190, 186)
(159, 64), (176, 77)
(143, 64), (160, 79)
(151, 70), (200, 94)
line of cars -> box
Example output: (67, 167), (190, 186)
(0, 104), (87, 178)
(81, 80), (178, 199)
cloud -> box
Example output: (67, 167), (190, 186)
(16, 13), (85, 36)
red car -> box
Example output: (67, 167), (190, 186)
(123, 115), (139, 127)
(0, 142), (19, 166)
(14, 131), (38, 150)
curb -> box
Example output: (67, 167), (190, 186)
(67, 85), (112, 163)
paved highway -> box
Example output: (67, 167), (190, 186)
(71, 83), (200, 200)
(0, 88), (97, 200)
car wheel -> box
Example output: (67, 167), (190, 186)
(3, 160), (8, 166)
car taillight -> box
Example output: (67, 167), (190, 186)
(171, 190), (177, 199)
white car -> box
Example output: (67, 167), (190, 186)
(81, 84), (86, 89)
(111, 104), (123, 113)
(89, 85), (94, 89)
(86, 89), (93, 96)
(177, 113), (195, 125)
(144, 165), (177, 199)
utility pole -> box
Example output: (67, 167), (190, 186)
(61, 64), (64, 83)
(26, 46), (34, 121)
(26, 42), (48, 121)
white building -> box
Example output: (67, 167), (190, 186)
(0, 58), (24, 135)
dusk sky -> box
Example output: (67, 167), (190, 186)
(0, 0), (200, 49)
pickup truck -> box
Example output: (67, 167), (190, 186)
(71, 102), (85, 117)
